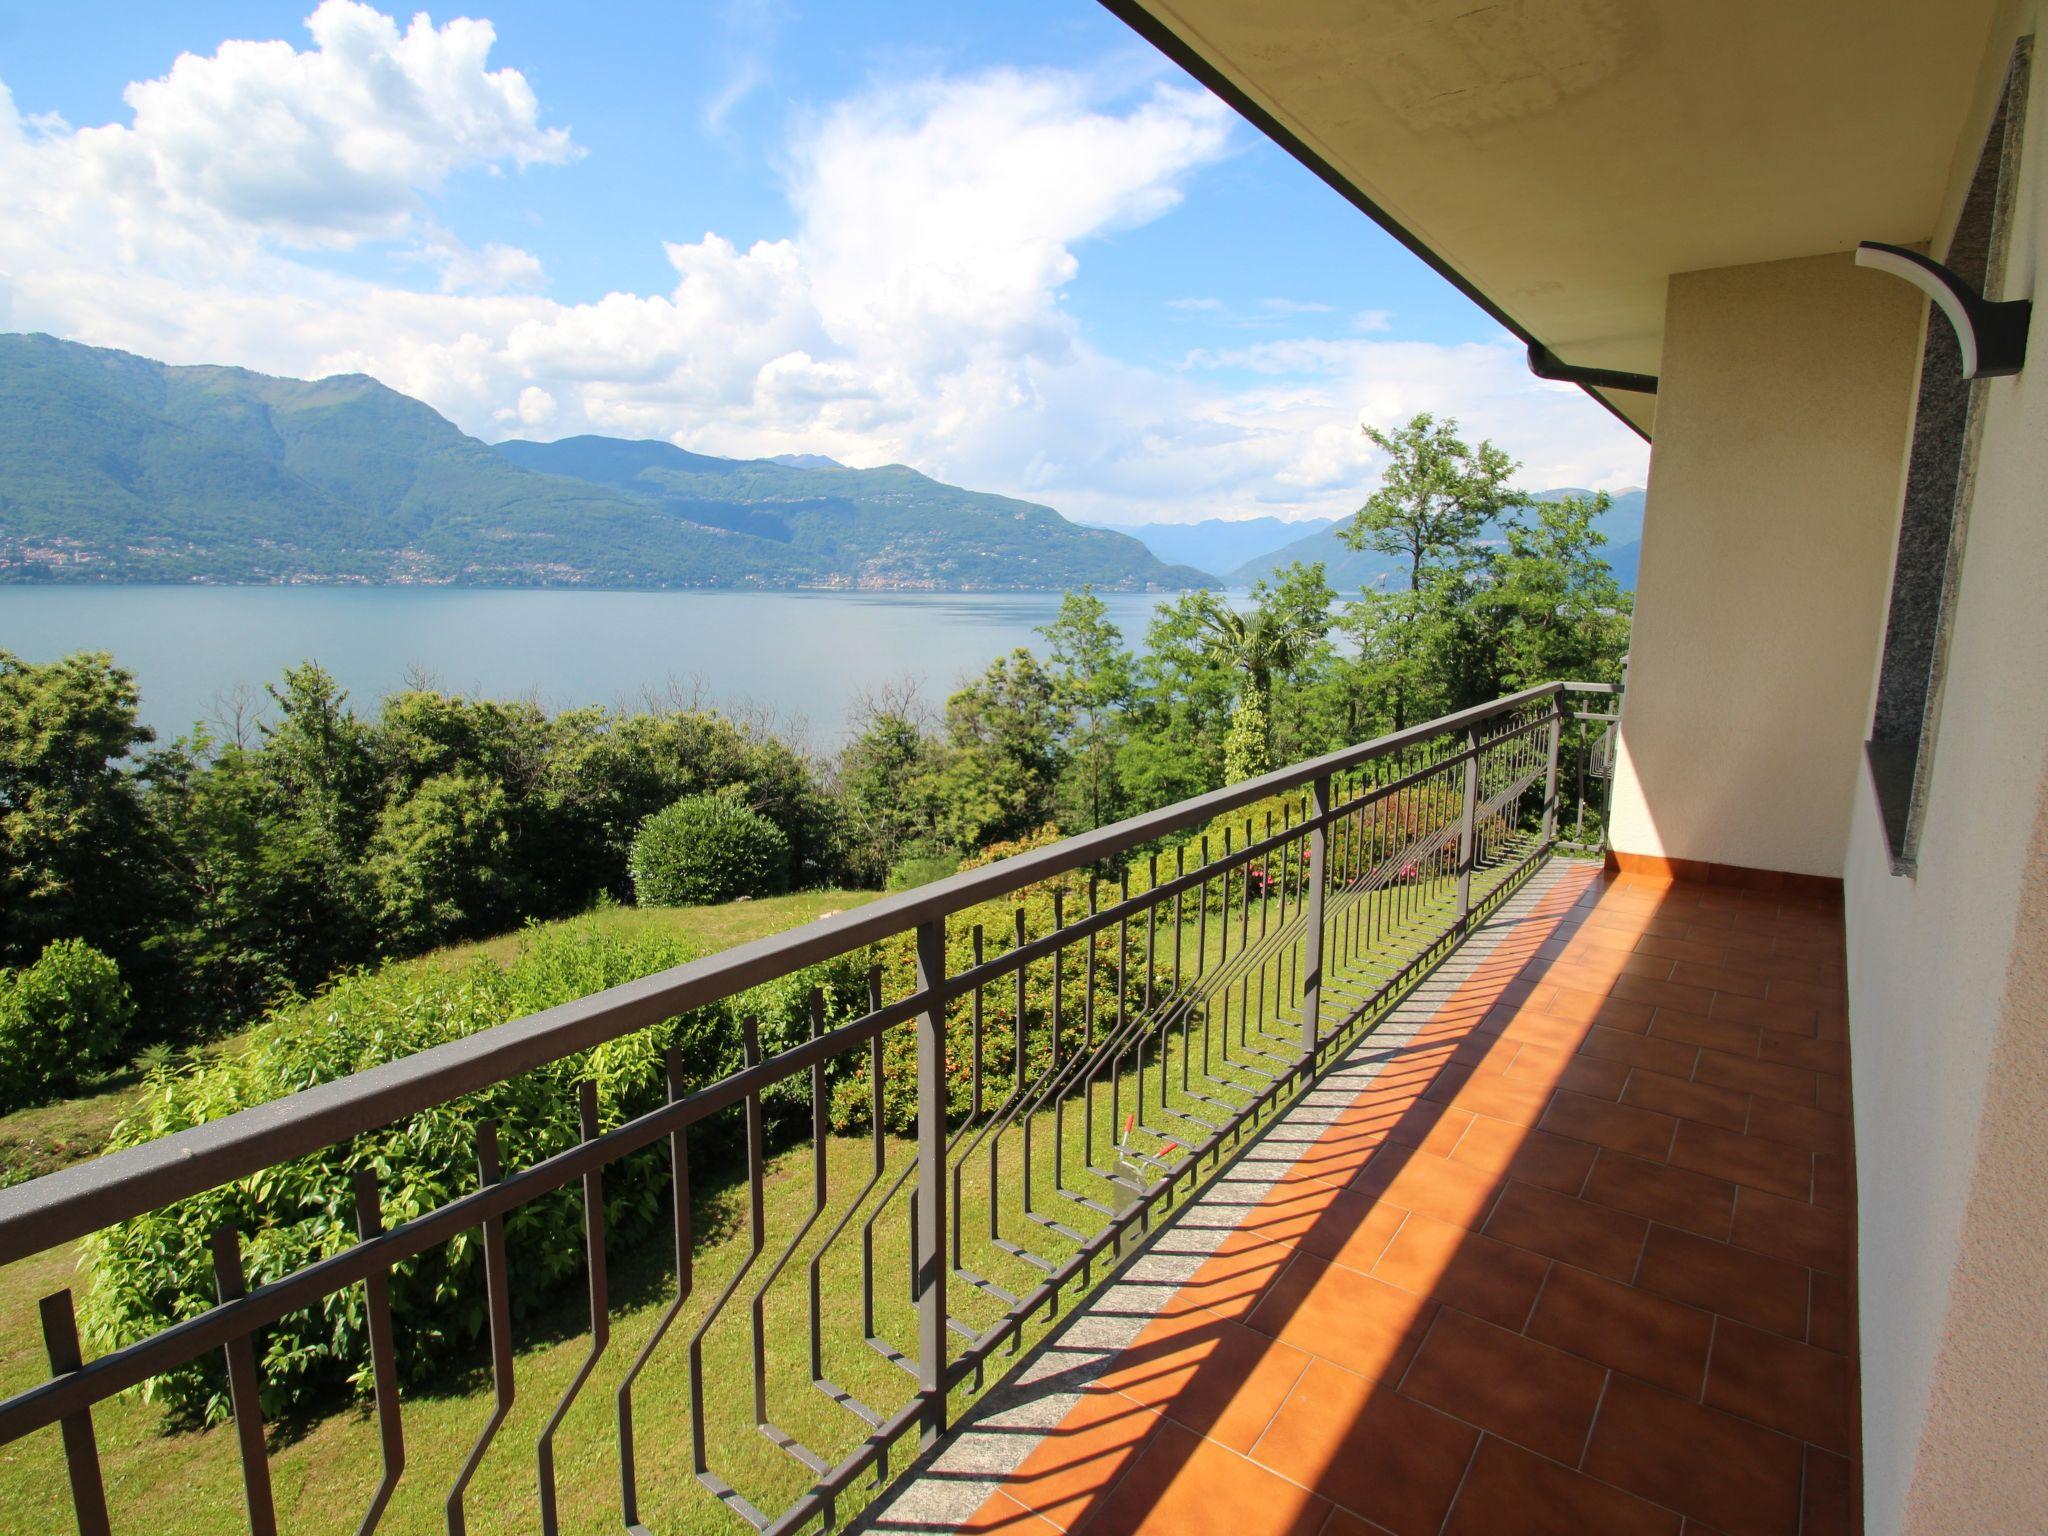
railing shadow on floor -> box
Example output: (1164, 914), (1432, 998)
(895, 869), (1854, 1536)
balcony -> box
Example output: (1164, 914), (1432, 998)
(0, 683), (1758, 1536)
(0, 684), (1868, 1535)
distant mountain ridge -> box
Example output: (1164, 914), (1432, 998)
(1108, 515), (1339, 578)
(0, 333), (1208, 592)
(1221, 486), (1646, 590)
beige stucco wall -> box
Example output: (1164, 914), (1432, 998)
(1846, 10), (2048, 1530)
(1607, 253), (1923, 877)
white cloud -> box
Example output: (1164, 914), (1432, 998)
(0, 9), (1647, 530)
(54, 1), (576, 248)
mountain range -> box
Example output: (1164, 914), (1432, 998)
(1116, 488), (1644, 590)
(0, 334), (1208, 592)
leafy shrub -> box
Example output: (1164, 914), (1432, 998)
(0, 939), (133, 1108)
(367, 770), (514, 946)
(79, 919), (867, 1423)
(630, 794), (790, 907)
(885, 853), (958, 891)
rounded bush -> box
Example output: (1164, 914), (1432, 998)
(629, 794), (789, 907)
(0, 939), (133, 1109)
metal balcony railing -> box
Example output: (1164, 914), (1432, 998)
(0, 680), (1616, 1536)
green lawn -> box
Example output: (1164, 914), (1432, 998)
(0, 852), (1531, 1535)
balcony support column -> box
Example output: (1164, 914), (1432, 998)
(913, 916), (949, 1448)
(1455, 726), (1480, 929)
(1299, 773), (1331, 1078)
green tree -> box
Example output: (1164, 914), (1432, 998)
(1342, 413), (1527, 727)
(1038, 586), (1133, 831)
(927, 650), (1063, 850)
(834, 693), (940, 886)
(1188, 574), (1327, 781)
(0, 650), (159, 972)
(1484, 492), (1633, 690)
(367, 771), (515, 946)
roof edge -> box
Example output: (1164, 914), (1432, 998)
(1096, 0), (1653, 443)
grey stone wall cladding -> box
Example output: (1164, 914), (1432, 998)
(855, 861), (1578, 1533)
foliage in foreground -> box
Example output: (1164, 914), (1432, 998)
(79, 920), (869, 1424)
(0, 939), (133, 1110)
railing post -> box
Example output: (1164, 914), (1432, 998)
(1299, 774), (1330, 1076)
(913, 916), (949, 1448)
(1540, 697), (1564, 850)
(1455, 725), (1480, 928)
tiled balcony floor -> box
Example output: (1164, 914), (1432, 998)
(962, 867), (1856, 1536)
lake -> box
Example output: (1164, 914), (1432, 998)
(0, 586), (1196, 748)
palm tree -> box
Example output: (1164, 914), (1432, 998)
(1191, 593), (1316, 780)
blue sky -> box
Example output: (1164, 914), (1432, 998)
(0, 0), (1647, 523)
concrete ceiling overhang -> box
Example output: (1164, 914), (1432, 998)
(1102, 0), (2003, 438)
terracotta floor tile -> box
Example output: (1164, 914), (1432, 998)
(1609, 973), (1715, 1016)
(1581, 1150), (1736, 1240)
(1483, 1180), (1648, 1281)
(1709, 993), (1822, 1035)
(1704, 1317), (1851, 1453)
(1582, 1375), (1805, 1536)
(1448, 1114), (1597, 1195)
(1226, 1179), (1354, 1252)
(1618, 1068), (1751, 1133)
(1245, 1252), (1436, 1384)
(1769, 976), (1849, 1012)
(1817, 1073), (1849, 1116)
(1441, 1434), (1683, 1536)
(1812, 1151), (1849, 1210)
(1074, 1419), (1331, 1536)
(1540, 958), (1635, 996)
(1579, 1025), (1700, 1079)
(1743, 1098), (1842, 1153)
(1667, 1121), (1813, 1201)
(1431, 1068), (1558, 1127)
(1498, 1008), (1600, 1053)
(1544, 988), (1656, 1032)
(961, 1490), (1066, 1533)
(1801, 1447), (1855, 1536)
(1756, 1030), (1845, 1073)
(1287, 1123), (1395, 1190)
(1730, 1187), (1846, 1273)
(1635, 1226), (1810, 1339)
(1349, 1148), (1506, 1230)
(1808, 1270), (1852, 1353)
(1667, 960), (1770, 999)
(1538, 1091), (1678, 1161)
(1398, 1304), (1608, 1463)
(1691, 1050), (1817, 1108)
(998, 1385), (1165, 1528)
(1252, 1359), (1479, 1536)
(1646, 1012), (1761, 1058)
(1632, 935), (1730, 967)
(1318, 1509), (1399, 1536)
(979, 873), (1858, 1536)
(1096, 1308), (1314, 1453)
(1371, 1209), (1551, 1330)
(1526, 1260), (1714, 1397)
(1169, 1241), (1296, 1323)
(1291, 1188), (1412, 1275)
